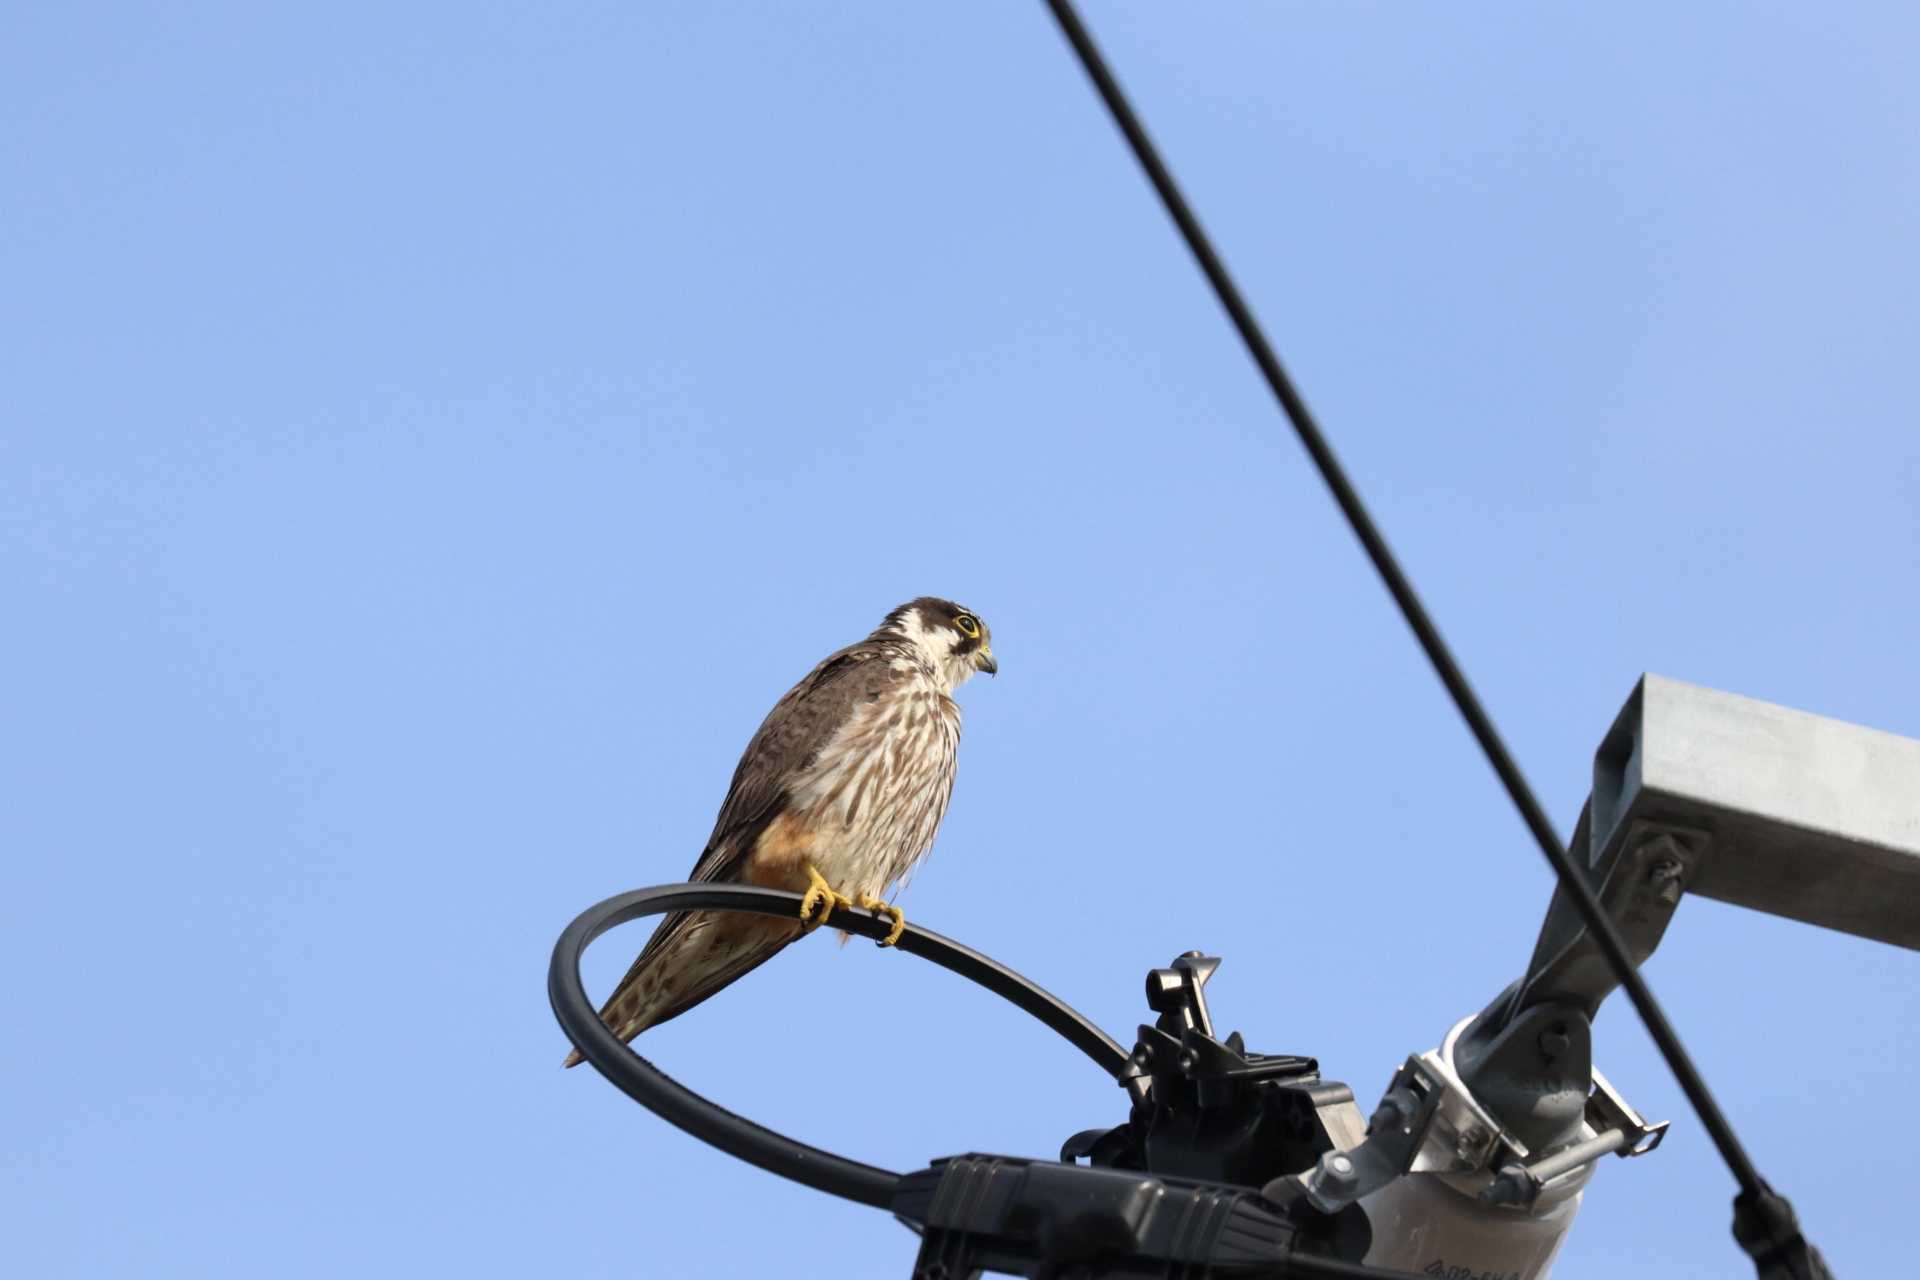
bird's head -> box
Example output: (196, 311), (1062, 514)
(878, 597), (996, 689)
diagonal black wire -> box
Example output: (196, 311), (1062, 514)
(1038, 0), (1775, 1202)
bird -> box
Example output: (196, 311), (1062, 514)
(565, 597), (996, 1066)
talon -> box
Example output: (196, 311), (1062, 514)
(856, 892), (906, 947)
(800, 864), (851, 933)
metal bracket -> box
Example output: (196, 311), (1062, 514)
(1301, 1015), (1670, 1216)
(1477, 1067), (1668, 1208)
(1511, 813), (1710, 1026)
(1296, 1056), (1446, 1212)
(1588, 1066), (1669, 1159)
(1592, 674), (1920, 951)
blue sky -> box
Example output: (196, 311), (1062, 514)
(5, 4), (1917, 1276)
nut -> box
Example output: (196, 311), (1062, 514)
(1648, 857), (1685, 905)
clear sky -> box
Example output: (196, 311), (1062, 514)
(6, 4), (1918, 1276)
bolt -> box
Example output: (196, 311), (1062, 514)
(1538, 1025), (1570, 1061)
(1455, 1125), (1488, 1166)
(1648, 857), (1685, 905)
(1324, 1154), (1356, 1185)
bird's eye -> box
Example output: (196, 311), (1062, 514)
(954, 615), (980, 638)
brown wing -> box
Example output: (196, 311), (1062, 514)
(606, 641), (910, 997)
(687, 641), (905, 882)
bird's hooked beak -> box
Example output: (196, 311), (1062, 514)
(973, 646), (998, 677)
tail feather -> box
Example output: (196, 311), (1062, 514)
(561, 972), (672, 1068)
(561, 911), (692, 1068)
(560, 908), (800, 1068)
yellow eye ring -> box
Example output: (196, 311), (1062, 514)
(954, 615), (980, 638)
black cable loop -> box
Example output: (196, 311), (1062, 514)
(549, 882), (1131, 1208)
(1039, 0), (1771, 1200)
(553, 885), (1424, 1278)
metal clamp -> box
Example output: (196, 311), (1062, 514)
(1300, 1016), (1669, 1216)
(1478, 1068), (1669, 1208)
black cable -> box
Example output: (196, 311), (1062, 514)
(1038, 0), (1773, 1202)
(549, 882), (1132, 1207)
(554, 884), (1423, 1277)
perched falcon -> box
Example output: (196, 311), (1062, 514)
(565, 597), (995, 1065)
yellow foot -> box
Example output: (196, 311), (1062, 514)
(856, 892), (906, 947)
(799, 864), (852, 933)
